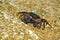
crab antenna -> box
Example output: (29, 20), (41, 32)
(17, 12), (27, 16)
(18, 12), (27, 14)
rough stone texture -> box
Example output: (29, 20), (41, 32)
(0, 0), (60, 40)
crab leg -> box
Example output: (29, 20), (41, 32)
(42, 21), (45, 30)
(46, 21), (52, 28)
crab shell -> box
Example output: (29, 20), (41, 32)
(34, 19), (41, 24)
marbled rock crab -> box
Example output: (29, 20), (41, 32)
(17, 12), (52, 30)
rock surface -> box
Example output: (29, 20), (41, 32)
(0, 0), (60, 40)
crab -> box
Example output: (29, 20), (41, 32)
(17, 12), (52, 30)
